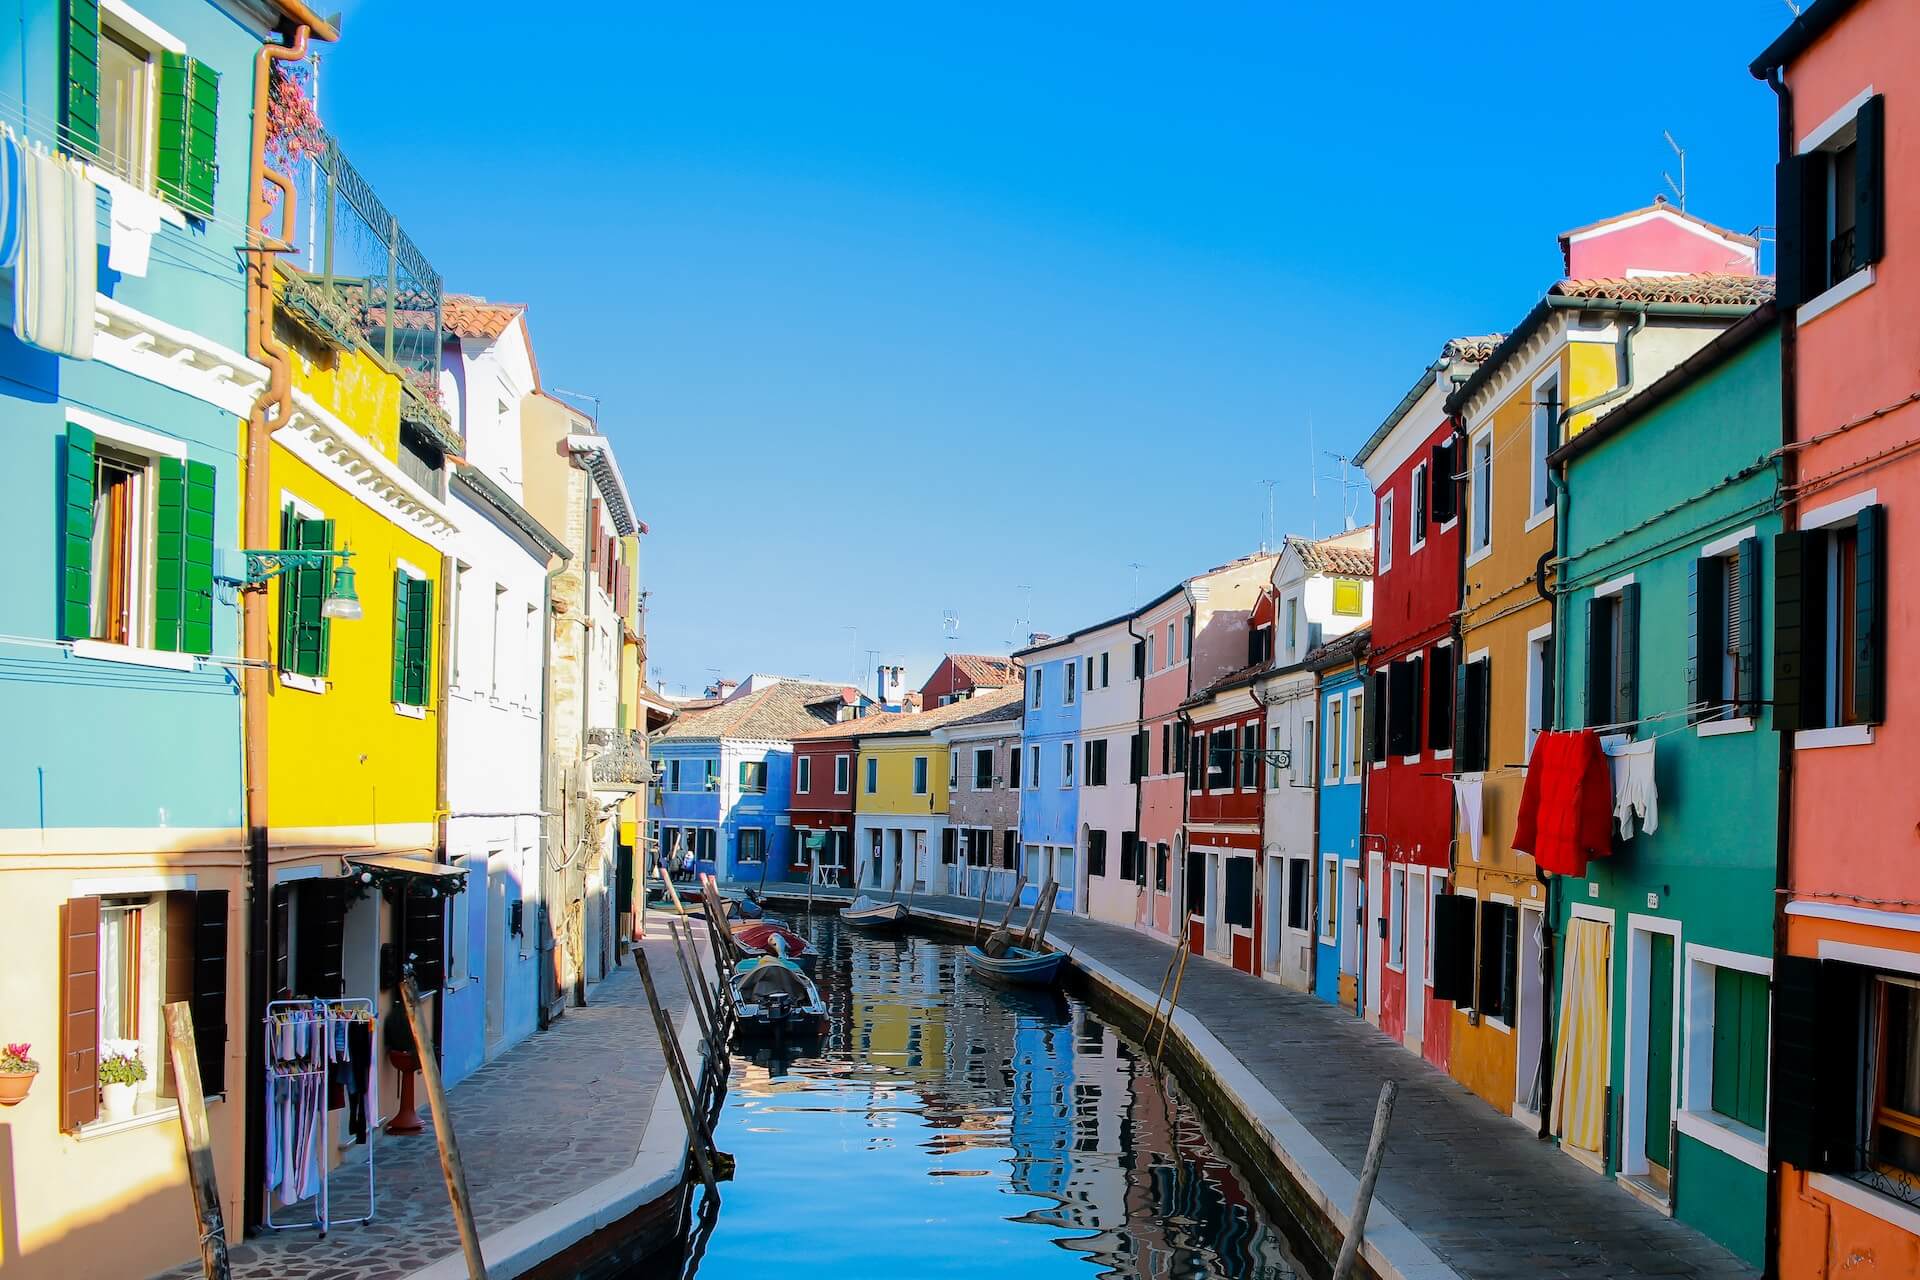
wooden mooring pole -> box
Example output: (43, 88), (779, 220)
(399, 975), (487, 1280)
(1151, 939), (1190, 1069)
(1331, 1080), (1399, 1280)
(635, 948), (722, 1199)
(163, 1002), (230, 1280)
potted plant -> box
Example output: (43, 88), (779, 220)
(0, 1042), (38, 1106)
(98, 1040), (146, 1121)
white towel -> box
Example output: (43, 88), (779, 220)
(107, 181), (163, 277)
(1452, 777), (1484, 862)
(12, 148), (95, 359)
(1607, 738), (1658, 839)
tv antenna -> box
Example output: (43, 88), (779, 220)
(1259, 480), (1278, 553)
(1127, 561), (1145, 599)
(940, 611), (960, 645)
(1318, 451), (1364, 531)
(1663, 131), (1687, 212)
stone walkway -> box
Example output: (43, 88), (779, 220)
(155, 941), (696, 1280)
(747, 883), (1756, 1280)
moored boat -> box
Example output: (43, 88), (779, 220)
(963, 943), (1068, 989)
(733, 920), (813, 963)
(729, 938), (828, 1034)
(839, 894), (909, 931)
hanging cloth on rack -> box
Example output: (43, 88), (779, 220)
(106, 181), (162, 277)
(0, 128), (24, 270)
(1606, 738), (1658, 839)
(1510, 730), (1613, 877)
(12, 147), (95, 360)
(1450, 777), (1484, 862)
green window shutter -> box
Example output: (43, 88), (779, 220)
(156, 53), (189, 208)
(63, 0), (100, 158)
(1711, 968), (1770, 1132)
(1734, 537), (1761, 718)
(277, 504), (297, 670)
(405, 576), (432, 706)
(1615, 583), (1640, 729)
(153, 458), (186, 652)
(61, 425), (97, 641)
(1687, 556), (1722, 711)
(185, 59), (219, 216)
(181, 461), (215, 654)
(1855, 94), (1885, 271)
(1772, 529), (1827, 734)
(1854, 504), (1886, 725)
(286, 516), (333, 678)
(390, 571), (411, 704)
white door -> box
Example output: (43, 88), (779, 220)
(1404, 868), (1427, 1049)
(1514, 904), (1546, 1121)
(1264, 856), (1284, 974)
(1340, 861), (1361, 976)
(1206, 852), (1224, 956)
(1366, 853), (1384, 1021)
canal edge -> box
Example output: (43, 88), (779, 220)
(400, 939), (720, 1280)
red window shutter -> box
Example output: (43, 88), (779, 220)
(61, 896), (101, 1131)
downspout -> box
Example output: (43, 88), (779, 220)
(431, 546), (453, 1061)
(1445, 391), (1471, 1033)
(241, 18), (330, 1232)
(536, 558), (563, 1029)
(573, 467), (592, 1008)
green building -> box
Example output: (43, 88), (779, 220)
(1547, 303), (1779, 1266)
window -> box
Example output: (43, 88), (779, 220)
(1167, 622), (1177, 666)
(1085, 655), (1095, 691)
(1781, 95), (1883, 307)
(97, 23), (156, 187)
(1268, 727), (1285, 788)
(1248, 622), (1273, 666)
(1160, 722), (1171, 774)
(1086, 737), (1108, 786)
(912, 756), (929, 795)
(866, 757), (878, 794)
(1319, 857), (1339, 941)
(1389, 866), (1407, 969)
(797, 755), (812, 795)
(276, 500), (335, 680)
(1709, 966), (1770, 1132)
(1286, 858), (1310, 932)
(973, 747), (993, 790)
(524, 603), (539, 704)
(1379, 491), (1395, 572)
(1470, 431), (1493, 556)
(1100, 651), (1110, 688)
(737, 828), (764, 864)
(489, 583), (508, 696)
(1331, 580), (1362, 617)
(1532, 373), (1560, 518)
(835, 754), (850, 794)
(1282, 597), (1298, 659)
(1027, 744), (1040, 789)
(1145, 632), (1157, 672)
(948, 753), (957, 790)
(1585, 586), (1635, 730)
(1155, 843), (1169, 892)
(1693, 538), (1761, 720)
(1325, 698), (1344, 784)
(391, 568), (434, 709)
(704, 758), (718, 791)
(739, 760), (768, 794)
(1429, 645), (1455, 753)
(1240, 723), (1259, 788)
(1207, 728), (1232, 790)
(1387, 655), (1423, 757)
(1456, 655), (1491, 773)
(1061, 741), (1075, 788)
(1174, 726), (1188, 776)
(1300, 718), (1314, 785)
(1088, 829), (1108, 878)
(1030, 668), (1043, 708)
(78, 9), (219, 213)
(668, 758), (682, 792)
(1065, 662), (1077, 704)
(1119, 832), (1138, 882)
(1870, 975), (1920, 1182)
(1008, 743), (1022, 790)
(1133, 639), (1145, 679)
(1185, 614), (1194, 661)
(1776, 507), (1885, 733)
(1346, 689), (1364, 780)
(1477, 900), (1519, 1023)
(1410, 461), (1429, 551)
(1002, 829), (1017, 869)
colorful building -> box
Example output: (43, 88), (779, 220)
(1013, 635), (1085, 909)
(1754, 4), (1920, 1274)
(788, 714), (867, 888)
(1549, 305), (1780, 1262)
(1181, 666), (1266, 968)
(1307, 630), (1371, 1010)
(941, 694), (1027, 900)
(919, 652), (1021, 707)
(1440, 208), (1768, 1119)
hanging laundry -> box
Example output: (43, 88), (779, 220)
(1510, 730), (1613, 877)
(12, 148), (95, 360)
(0, 129), (23, 270)
(107, 181), (163, 277)
(1606, 738), (1658, 839)
(1450, 777), (1484, 862)
(1550, 916), (1612, 1154)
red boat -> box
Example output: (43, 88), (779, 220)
(732, 920), (812, 960)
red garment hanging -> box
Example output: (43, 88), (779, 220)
(1511, 730), (1614, 877)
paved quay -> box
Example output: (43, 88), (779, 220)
(750, 884), (1756, 1280)
(154, 936), (703, 1280)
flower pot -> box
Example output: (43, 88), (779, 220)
(0, 1070), (34, 1107)
(101, 1080), (137, 1122)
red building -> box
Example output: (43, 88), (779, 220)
(787, 718), (868, 886)
(1352, 336), (1498, 1064)
(918, 653), (1022, 707)
(1182, 667), (1266, 973)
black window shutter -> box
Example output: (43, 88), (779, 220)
(1431, 440), (1457, 524)
(1735, 537), (1762, 717)
(1406, 654), (1423, 755)
(1770, 956), (1864, 1172)
(1854, 504), (1886, 725)
(1385, 662), (1411, 755)
(1456, 658), (1489, 773)
(1431, 895), (1476, 1005)
(270, 885), (292, 999)
(1133, 640), (1145, 678)
(294, 878), (346, 999)
(1477, 903), (1504, 1020)
(405, 888), (447, 993)
(1855, 94), (1886, 270)
(1775, 155), (1807, 309)
(1690, 555), (1725, 710)
(1366, 670), (1386, 763)
(1615, 584), (1640, 729)
(1586, 596), (1613, 728)
(1428, 646), (1453, 752)
(192, 890), (229, 1094)
(1773, 529), (1828, 734)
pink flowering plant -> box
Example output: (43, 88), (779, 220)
(98, 1039), (147, 1087)
(262, 58), (324, 218)
(0, 1042), (37, 1074)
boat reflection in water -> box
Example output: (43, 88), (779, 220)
(654, 916), (1309, 1280)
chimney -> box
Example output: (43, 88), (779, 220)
(705, 678), (739, 700)
(875, 664), (905, 707)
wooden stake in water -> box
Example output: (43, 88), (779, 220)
(1331, 1080), (1399, 1280)
(636, 949), (721, 1200)
(399, 975), (487, 1280)
(971, 869), (992, 941)
(163, 1002), (230, 1280)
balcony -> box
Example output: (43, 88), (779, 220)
(589, 728), (650, 792)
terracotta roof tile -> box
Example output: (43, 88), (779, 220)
(791, 686), (1025, 741)
(1287, 533), (1375, 579)
(442, 294), (526, 340)
(948, 654), (1023, 687)
(1443, 334), (1505, 362)
(656, 679), (851, 742)
(1305, 627), (1371, 671)
(1549, 274), (1775, 306)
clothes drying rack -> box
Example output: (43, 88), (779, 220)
(263, 997), (378, 1235)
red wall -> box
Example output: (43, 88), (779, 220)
(790, 739), (857, 815)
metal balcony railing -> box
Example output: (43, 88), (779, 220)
(588, 728), (650, 791)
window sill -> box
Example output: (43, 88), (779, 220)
(76, 1098), (180, 1140)
(1465, 543), (1494, 571)
(1796, 724), (1874, 751)
(1798, 266), (1874, 326)
(70, 640), (198, 672)
(1696, 717), (1754, 739)
(1808, 1171), (1920, 1239)
(394, 702), (426, 720)
(1676, 1108), (1766, 1171)
(1524, 505), (1555, 533)
(279, 671), (325, 695)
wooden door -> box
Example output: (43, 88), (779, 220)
(1643, 933), (1676, 1183)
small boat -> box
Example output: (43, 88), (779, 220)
(964, 943), (1068, 989)
(839, 894), (909, 931)
(737, 890), (766, 920)
(732, 920), (813, 962)
(730, 938), (828, 1034)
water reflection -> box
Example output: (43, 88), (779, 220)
(663, 916), (1308, 1280)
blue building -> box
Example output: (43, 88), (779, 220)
(1308, 630), (1370, 1010)
(1012, 641), (1083, 909)
(649, 677), (868, 883)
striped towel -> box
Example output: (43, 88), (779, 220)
(11, 147), (96, 360)
(0, 130), (22, 270)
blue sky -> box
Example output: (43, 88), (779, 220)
(317, 2), (1790, 697)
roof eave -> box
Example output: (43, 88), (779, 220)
(1750, 0), (1862, 76)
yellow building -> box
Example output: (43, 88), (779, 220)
(1443, 254), (1768, 1126)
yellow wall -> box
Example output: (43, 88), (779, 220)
(266, 346), (441, 845)
(856, 736), (947, 819)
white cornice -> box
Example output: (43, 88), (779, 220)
(1458, 319), (1565, 427)
(276, 389), (460, 549)
(91, 295), (268, 417)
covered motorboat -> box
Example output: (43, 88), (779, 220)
(730, 939), (828, 1034)
(839, 893), (909, 931)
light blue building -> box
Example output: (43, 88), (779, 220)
(1013, 641), (1083, 909)
(1308, 630), (1369, 1010)
(648, 677), (867, 883)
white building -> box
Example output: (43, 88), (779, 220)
(1074, 619), (1143, 926)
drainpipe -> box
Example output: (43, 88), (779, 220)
(241, 17), (333, 1232)
(574, 470), (593, 1008)
(1351, 644), (1369, 1017)
(1445, 392), (1471, 1034)
(536, 559), (563, 1029)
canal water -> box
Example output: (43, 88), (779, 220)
(654, 914), (1314, 1280)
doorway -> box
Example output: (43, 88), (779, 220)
(1620, 917), (1680, 1198)
(1184, 846), (1206, 954)
(485, 850), (507, 1050)
(1205, 851), (1224, 957)
(1365, 853), (1383, 1021)
(1404, 868), (1427, 1050)
(1263, 855), (1284, 976)
(1513, 903), (1546, 1123)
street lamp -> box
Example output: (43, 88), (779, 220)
(235, 548), (364, 620)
